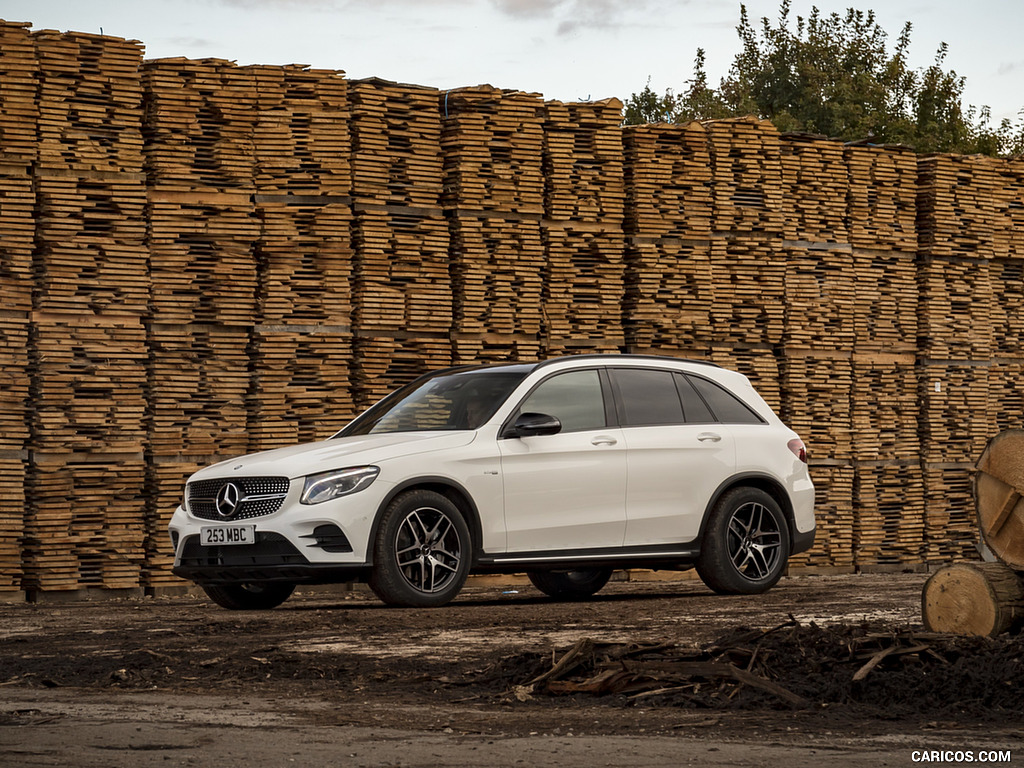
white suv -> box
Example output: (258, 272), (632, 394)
(169, 355), (815, 609)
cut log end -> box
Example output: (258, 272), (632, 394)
(922, 562), (1024, 637)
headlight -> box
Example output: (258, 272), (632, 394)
(301, 466), (379, 505)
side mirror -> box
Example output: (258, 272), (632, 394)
(508, 412), (562, 438)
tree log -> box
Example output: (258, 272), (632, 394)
(975, 429), (1024, 570)
(922, 562), (1024, 636)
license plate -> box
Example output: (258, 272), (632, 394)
(200, 525), (256, 546)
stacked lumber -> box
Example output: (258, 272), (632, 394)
(33, 173), (148, 315)
(0, 21), (37, 164)
(146, 323), (250, 456)
(145, 457), (204, 587)
(351, 205), (451, 331)
(852, 250), (917, 352)
(622, 122), (713, 239)
(449, 214), (545, 337)
(33, 30), (145, 174)
(991, 363), (1024, 435)
(991, 159), (1024, 259)
(621, 123), (712, 351)
(917, 256), (993, 360)
(345, 79), (450, 401)
(248, 66), (355, 453)
(922, 462), (979, 563)
(919, 364), (994, 463)
(787, 463), (855, 570)
(251, 65), (350, 196)
(0, 21), (35, 594)
(853, 462), (926, 565)
(249, 330), (355, 450)
(705, 117), (784, 236)
(141, 59), (261, 587)
(349, 78), (440, 207)
(779, 352), (853, 462)
(782, 246), (856, 349)
(543, 99), (625, 354)
(351, 335), (452, 410)
(21, 30), (150, 594)
(917, 154), (997, 258)
(24, 454), (146, 590)
(622, 238), (713, 351)
(452, 334), (544, 365)
(708, 237), (786, 346)
(444, 86), (546, 359)
(256, 202), (353, 324)
(917, 153), (995, 363)
(0, 454), (24, 592)
(989, 259), (1024, 357)
(844, 144), (917, 252)
(780, 133), (848, 243)
(850, 354), (920, 462)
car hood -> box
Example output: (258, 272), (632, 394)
(188, 431), (478, 482)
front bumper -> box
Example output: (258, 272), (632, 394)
(172, 531), (370, 586)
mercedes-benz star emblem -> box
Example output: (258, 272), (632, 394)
(215, 482), (241, 518)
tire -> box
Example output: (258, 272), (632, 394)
(696, 487), (790, 595)
(202, 582), (295, 610)
(527, 567), (613, 600)
(368, 489), (472, 607)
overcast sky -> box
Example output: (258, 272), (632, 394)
(4, 0), (1023, 123)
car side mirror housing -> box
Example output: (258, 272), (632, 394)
(507, 412), (562, 438)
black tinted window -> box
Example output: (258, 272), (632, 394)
(518, 370), (606, 432)
(675, 374), (715, 423)
(687, 375), (763, 424)
(614, 368), (684, 426)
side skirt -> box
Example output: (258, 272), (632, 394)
(473, 543), (700, 574)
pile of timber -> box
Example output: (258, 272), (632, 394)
(0, 21), (34, 593)
(780, 133), (848, 243)
(348, 78), (450, 404)
(621, 123), (713, 351)
(17, 29), (151, 594)
(844, 143), (917, 252)
(251, 65), (350, 196)
(923, 430), (1024, 636)
(250, 66), (354, 451)
(444, 86), (545, 362)
(542, 99), (625, 354)
(141, 58), (259, 587)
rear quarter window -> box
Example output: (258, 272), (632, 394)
(686, 374), (765, 425)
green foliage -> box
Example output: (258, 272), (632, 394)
(624, 0), (1024, 157)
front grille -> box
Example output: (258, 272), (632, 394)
(187, 477), (290, 521)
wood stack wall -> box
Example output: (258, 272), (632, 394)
(0, 21), (1020, 596)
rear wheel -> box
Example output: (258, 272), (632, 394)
(202, 582), (295, 610)
(527, 567), (613, 599)
(369, 489), (472, 607)
(697, 487), (790, 595)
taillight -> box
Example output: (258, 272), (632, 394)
(788, 438), (808, 463)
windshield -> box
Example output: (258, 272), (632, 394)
(337, 366), (533, 436)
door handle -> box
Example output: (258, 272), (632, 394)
(697, 432), (722, 443)
(591, 435), (618, 446)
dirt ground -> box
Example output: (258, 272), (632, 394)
(1, 571), (1022, 767)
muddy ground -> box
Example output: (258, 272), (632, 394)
(1, 571), (1022, 767)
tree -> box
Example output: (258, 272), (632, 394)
(624, 0), (1024, 156)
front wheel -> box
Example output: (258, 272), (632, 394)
(202, 582), (295, 610)
(696, 487), (790, 595)
(368, 489), (472, 607)
(527, 567), (613, 600)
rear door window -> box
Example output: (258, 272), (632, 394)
(612, 368), (685, 426)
